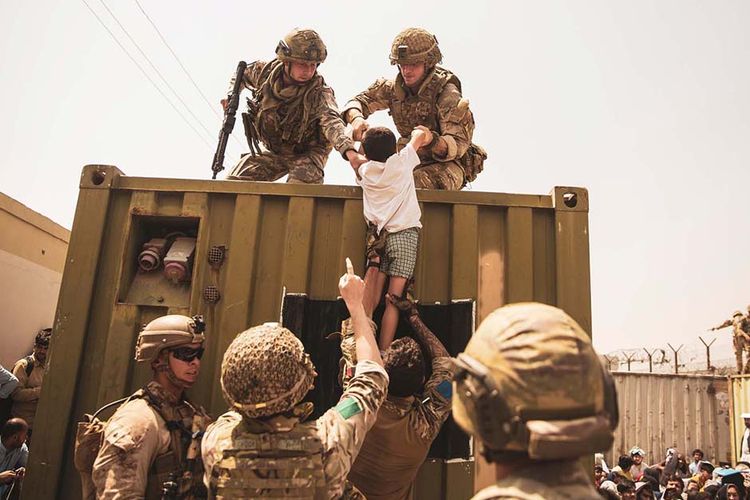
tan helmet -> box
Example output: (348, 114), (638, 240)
(389, 27), (442, 67)
(734, 311), (744, 318)
(220, 323), (316, 418)
(452, 303), (617, 462)
(275, 28), (327, 64)
(134, 315), (206, 363)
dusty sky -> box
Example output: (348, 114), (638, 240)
(1, 0), (747, 354)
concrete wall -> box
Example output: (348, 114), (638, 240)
(0, 192), (69, 369)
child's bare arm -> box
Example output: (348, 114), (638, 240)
(408, 126), (433, 151)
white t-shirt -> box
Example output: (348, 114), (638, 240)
(357, 144), (422, 233)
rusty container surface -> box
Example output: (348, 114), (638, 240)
(23, 165), (591, 500)
(608, 372), (732, 467)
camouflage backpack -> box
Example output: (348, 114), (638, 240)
(74, 396), (130, 500)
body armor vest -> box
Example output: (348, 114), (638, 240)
(138, 384), (209, 499)
(390, 66), (461, 140)
(389, 66), (486, 181)
(249, 60), (328, 155)
(210, 420), (327, 499)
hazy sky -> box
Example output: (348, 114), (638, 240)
(1, 1), (748, 354)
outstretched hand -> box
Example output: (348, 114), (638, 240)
(351, 117), (370, 141)
(409, 125), (433, 150)
(339, 258), (365, 313)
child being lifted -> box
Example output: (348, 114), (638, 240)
(356, 125), (433, 352)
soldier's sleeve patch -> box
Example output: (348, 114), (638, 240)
(334, 397), (362, 420)
(437, 380), (452, 400)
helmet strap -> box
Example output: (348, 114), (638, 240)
(281, 61), (315, 86)
(153, 351), (193, 392)
(166, 364), (193, 390)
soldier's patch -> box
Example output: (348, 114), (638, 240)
(335, 397), (362, 420)
(437, 380), (452, 400)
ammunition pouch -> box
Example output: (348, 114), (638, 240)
(459, 143), (487, 183)
(242, 96), (262, 156)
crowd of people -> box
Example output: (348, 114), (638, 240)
(0, 328), (50, 497)
(595, 447), (750, 499)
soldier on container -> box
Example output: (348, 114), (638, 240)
(201, 259), (388, 498)
(342, 27), (487, 190)
(710, 310), (750, 373)
(451, 303), (618, 500)
(223, 28), (365, 183)
(345, 293), (455, 500)
(91, 315), (211, 499)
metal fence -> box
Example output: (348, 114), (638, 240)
(608, 372), (732, 467)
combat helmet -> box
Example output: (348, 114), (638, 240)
(221, 323), (316, 418)
(390, 27), (442, 67)
(134, 314), (206, 363)
(452, 303), (617, 462)
(276, 28), (327, 64)
(734, 311), (744, 318)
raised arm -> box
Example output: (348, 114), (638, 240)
(339, 258), (383, 367)
(387, 293), (449, 359)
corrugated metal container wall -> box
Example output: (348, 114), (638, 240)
(609, 372), (731, 467)
(23, 165), (592, 500)
(728, 375), (750, 463)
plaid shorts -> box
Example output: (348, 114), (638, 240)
(380, 227), (420, 278)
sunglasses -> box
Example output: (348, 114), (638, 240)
(170, 346), (205, 362)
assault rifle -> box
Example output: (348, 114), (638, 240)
(211, 60), (247, 179)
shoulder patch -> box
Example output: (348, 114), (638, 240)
(334, 397), (362, 420)
(437, 380), (452, 400)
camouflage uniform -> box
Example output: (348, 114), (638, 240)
(343, 28), (486, 190)
(341, 307), (455, 500)
(227, 29), (355, 184)
(347, 357), (454, 499)
(472, 461), (600, 500)
(712, 311), (750, 373)
(92, 381), (210, 499)
(451, 303), (617, 500)
(90, 315), (210, 499)
(201, 323), (388, 499)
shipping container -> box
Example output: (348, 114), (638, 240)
(607, 372), (731, 467)
(728, 374), (750, 464)
(23, 164), (592, 499)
